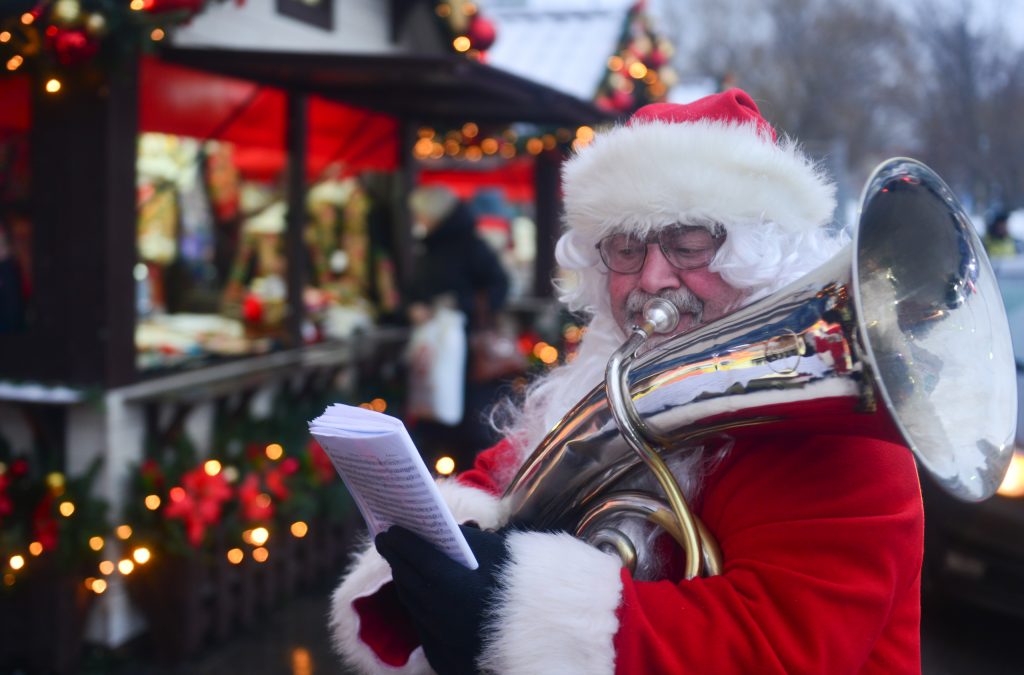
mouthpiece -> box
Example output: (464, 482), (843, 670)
(642, 298), (680, 335)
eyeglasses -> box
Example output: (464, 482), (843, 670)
(596, 225), (724, 274)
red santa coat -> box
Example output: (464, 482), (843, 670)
(330, 431), (923, 675)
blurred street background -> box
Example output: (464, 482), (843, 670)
(2, 0), (1024, 673)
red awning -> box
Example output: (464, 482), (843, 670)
(139, 57), (398, 180)
(419, 158), (535, 203)
(0, 76), (30, 135)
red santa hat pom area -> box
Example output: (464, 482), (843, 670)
(561, 89), (836, 246)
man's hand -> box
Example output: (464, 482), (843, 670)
(375, 525), (509, 675)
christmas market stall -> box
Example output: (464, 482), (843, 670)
(0, 0), (617, 667)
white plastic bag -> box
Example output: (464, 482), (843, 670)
(406, 307), (466, 426)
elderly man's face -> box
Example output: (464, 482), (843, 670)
(608, 243), (745, 336)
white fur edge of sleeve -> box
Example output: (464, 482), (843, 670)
(478, 531), (624, 675)
(328, 480), (509, 674)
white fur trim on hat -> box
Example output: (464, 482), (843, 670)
(328, 480), (509, 674)
(562, 119), (836, 243)
(477, 531), (623, 675)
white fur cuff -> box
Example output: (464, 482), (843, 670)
(478, 531), (624, 675)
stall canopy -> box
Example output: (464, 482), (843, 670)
(139, 57), (399, 180)
(160, 47), (614, 126)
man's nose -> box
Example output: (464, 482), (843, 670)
(638, 244), (682, 294)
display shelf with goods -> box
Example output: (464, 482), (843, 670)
(133, 59), (404, 373)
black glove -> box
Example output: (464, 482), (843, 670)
(375, 524), (509, 675)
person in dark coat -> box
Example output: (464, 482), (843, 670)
(406, 185), (510, 469)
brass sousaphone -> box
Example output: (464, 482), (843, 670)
(503, 158), (1018, 580)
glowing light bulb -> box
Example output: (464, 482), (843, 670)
(290, 521), (308, 538)
(99, 560), (115, 575)
(59, 501), (75, 517)
(435, 456), (456, 476)
(453, 36), (471, 52)
(45, 79), (62, 94)
(10, 555), (25, 570)
(252, 547), (269, 563)
(89, 537), (105, 551)
(133, 547), (151, 564)
(250, 527), (269, 546)
(116, 525), (133, 540)
(204, 459), (222, 476)
(265, 443), (283, 460)
(118, 559), (135, 575)
(28, 542), (43, 556)
(145, 494), (161, 510)
(227, 548), (244, 564)
(92, 578), (107, 594)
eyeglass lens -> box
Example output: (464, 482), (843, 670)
(598, 226), (719, 273)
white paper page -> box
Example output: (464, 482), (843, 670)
(310, 405), (478, 570)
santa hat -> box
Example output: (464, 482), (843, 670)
(561, 89), (836, 244)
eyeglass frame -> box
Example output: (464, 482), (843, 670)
(594, 223), (726, 274)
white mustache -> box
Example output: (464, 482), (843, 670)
(625, 288), (704, 323)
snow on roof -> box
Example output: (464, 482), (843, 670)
(481, 0), (634, 102)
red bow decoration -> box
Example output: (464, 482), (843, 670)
(163, 466), (232, 547)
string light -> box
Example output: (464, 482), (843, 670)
(435, 3), (452, 18)
(116, 524), (133, 540)
(46, 472), (65, 492)
(21, 12), (34, 25)
(204, 459), (222, 476)
(0, 31), (11, 43)
(250, 527), (269, 546)
(91, 578), (108, 594)
(499, 143), (516, 159)
(9, 555), (25, 570)
(227, 548), (244, 564)
(59, 501), (75, 517)
(7, 56), (24, 72)
(461, 122), (478, 138)
(576, 126), (595, 144)
(542, 134), (557, 150)
(28, 542), (43, 556)
(370, 398), (387, 412)
(453, 36), (471, 52)
(118, 559), (135, 575)
(132, 547), (151, 565)
(414, 137), (434, 159)
(256, 493), (272, 510)
(480, 138), (499, 155)
(45, 79), (62, 94)
(145, 494), (161, 510)
(628, 62), (648, 79)
(418, 126), (435, 138)
(150, 28), (165, 41)
(290, 521), (309, 538)
(465, 146), (483, 161)
(526, 138), (544, 155)
(265, 443), (283, 460)
(90, 536), (105, 551)
(99, 560), (115, 575)
(252, 547), (269, 563)
(463, 2), (478, 16)
(129, 0), (145, 10)
(608, 55), (624, 71)
(435, 456), (456, 476)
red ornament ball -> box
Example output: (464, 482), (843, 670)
(242, 293), (264, 323)
(467, 15), (497, 51)
(50, 29), (99, 67)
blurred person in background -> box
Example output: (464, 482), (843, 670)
(405, 185), (509, 469)
(982, 210), (1023, 260)
(330, 91), (922, 675)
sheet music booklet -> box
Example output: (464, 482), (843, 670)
(309, 404), (478, 569)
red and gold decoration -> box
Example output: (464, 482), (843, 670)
(596, 0), (678, 114)
(0, 448), (108, 591)
(0, 0), (227, 92)
(411, 123), (602, 163)
(433, 0), (498, 61)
